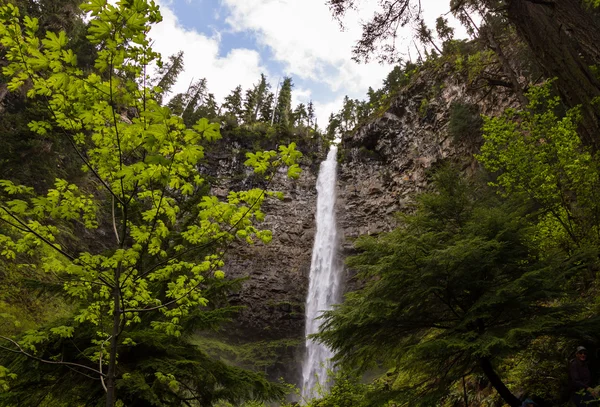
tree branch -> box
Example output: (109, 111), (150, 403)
(0, 335), (104, 377)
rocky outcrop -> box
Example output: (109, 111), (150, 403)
(338, 68), (518, 250)
(200, 135), (325, 383)
(223, 165), (318, 340)
(203, 65), (519, 385)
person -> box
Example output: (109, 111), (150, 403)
(521, 398), (537, 407)
(569, 346), (598, 406)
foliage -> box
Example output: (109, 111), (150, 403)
(585, 0), (600, 8)
(273, 77), (293, 130)
(448, 101), (483, 142)
(303, 371), (372, 407)
(0, 0), (302, 404)
(315, 165), (594, 406)
(192, 336), (302, 373)
(477, 82), (600, 258)
(0, 292), (288, 406)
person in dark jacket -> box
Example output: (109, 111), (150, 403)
(569, 346), (599, 406)
(521, 398), (537, 407)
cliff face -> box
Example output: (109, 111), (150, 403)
(222, 164), (318, 340)
(338, 68), (518, 248)
(204, 66), (518, 385)
(199, 135), (324, 383)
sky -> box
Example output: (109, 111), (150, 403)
(148, 0), (467, 127)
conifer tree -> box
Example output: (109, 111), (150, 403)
(435, 16), (454, 43)
(182, 78), (208, 125)
(316, 166), (595, 407)
(307, 100), (315, 127)
(293, 103), (308, 127)
(243, 87), (258, 124)
(154, 51), (184, 104)
(259, 92), (275, 123)
(223, 85), (244, 123)
(273, 77), (293, 129)
(243, 73), (269, 124)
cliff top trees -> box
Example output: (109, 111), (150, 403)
(0, 1), (301, 405)
(328, 0), (600, 148)
(273, 77), (293, 130)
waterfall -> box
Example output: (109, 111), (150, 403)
(301, 145), (341, 400)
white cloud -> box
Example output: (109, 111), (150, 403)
(313, 97), (345, 130)
(221, 0), (466, 124)
(147, 0), (468, 126)
(149, 1), (270, 104)
(222, 0), (390, 87)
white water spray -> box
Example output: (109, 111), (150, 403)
(301, 145), (342, 400)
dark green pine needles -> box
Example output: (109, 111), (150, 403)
(315, 166), (597, 407)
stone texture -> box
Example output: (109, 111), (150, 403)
(338, 68), (518, 253)
(203, 65), (518, 384)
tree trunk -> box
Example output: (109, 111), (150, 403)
(479, 357), (521, 407)
(507, 0), (600, 149)
(105, 261), (123, 407)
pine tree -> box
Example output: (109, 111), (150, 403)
(273, 77), (293, 129)
(154, 51), (184, 104)
(293, 103), (308, 127)
(340, 96), (356, 133)
(182, 78), (208, 126)
(435, 16), (454, 43)
(316, 166), (594, 407)
(326, 113), (341, 141)
(243, 73), (269, 124)
(259, 92), (275, 123)
(307, 100), (315, 127)
(223, 85), (243, 123)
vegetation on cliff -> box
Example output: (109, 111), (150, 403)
(0, 0), (324, 405)
(310, 2), (600, 407)
(2, 0), (600, 406)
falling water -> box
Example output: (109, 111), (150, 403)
(301, 145), (341, 400)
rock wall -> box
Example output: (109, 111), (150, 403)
(338, 68), (518, 251)
(223, 165), (318, 340)
(200, 136), (326, 383)
(203, 66), (519, 386)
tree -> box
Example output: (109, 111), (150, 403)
(154, 51), (184, 105)
(326, 113), (341, 141)
(273, 77), (293, 129)
(259, 92), (275, 123)
(327, 0), (600, 148)
(435, 16), (454, 43)
(0, 281), (287, 406)
(307, 100), (315, 127)
(293, 103), (308, 127)
(0, 2), (302, 406)
(316, 166), (591, 406)
(477, 83), (600, 260)
(416, 18), (442, 55)
(243, 73), (269, 124)
(340, 96), (355, 133)
(223, 85), (244, 123)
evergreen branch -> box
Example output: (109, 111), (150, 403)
(0, 335), (104, 377)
